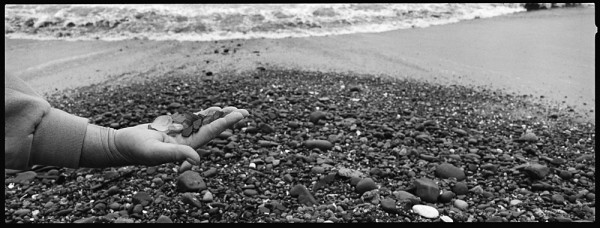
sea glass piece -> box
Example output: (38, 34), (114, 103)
(148, 115), (173, 132)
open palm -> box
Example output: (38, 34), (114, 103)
(113, 107), (249, 166)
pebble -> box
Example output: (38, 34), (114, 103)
(179, 161), (193, 173)
(435, 163), (466, 181)
(452, 182), (469, 195)
(552, 194), (565, 204)
(305, 140), (334, 151)
(146, 166), (157, 175)
(243, 189), (258, 196)
(203, 167), (218, 177)
(558, 170), (572, 180)
(451, 128), (468, 136)
(311, 166), (325, 174)
(202, 191), (214, 202)
(176, 171), (207, 192)
(132, 204), (143, 214)
(380, 198), (398, 214)
(14, 209), (31, 217)
(439, 191), (456, 203)
(289, 184), (317, 206)
(509, 199), (522, 206)
(440, 215), (453, 222)
(414, 178), (440, 203)
(132, 192), (153, 206)
(412, 204), (439, 219)
(106, 186), (121, 196)
(156, 215), (173, 223)
(114, 217), (134, 223)
(309, 111), (327, 124)
(355, 178), (378, 195)
(109, 202), (121, 210)
(74, 216), (98, 223)
(453, 199), (468, 210)
(392, 191), (421, 204)
(181, 193), (202, 208)
(152, 177), (164, 185)
(521, 163), (550, 179)
(574, 154), (594, 162)
(283, 174), (293, 183)
(486, 216), (503, 222)
(337, 167), (365, 179)
(11, 171), (37, 184)
(515, 132), (538, 142)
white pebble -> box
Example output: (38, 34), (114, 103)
(249, 163), (256, 169)
(440, 215), (453, 222)
(412, 204), (439, 219)
(510, 199), (522, 206)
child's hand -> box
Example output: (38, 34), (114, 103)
(113, 106), (249, 166)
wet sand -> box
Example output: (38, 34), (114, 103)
(4, 7), (595, 122)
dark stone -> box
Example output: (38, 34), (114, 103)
(414, 178), (439, 203)
(290, 184), (317, 206)
(309, 111), (327, 124)
(380, 198), (398, 214)
(355, 178), (378, 195)
(203, 167), (218, 177)
(435, 163), (466, 181)
(132, 192), (153, 206)
(304, 140), (333, 151)
(438, 191), (455, 203)
(181, 193), (202, 208)
(520, 164), (550, 180)
(176, 171), (207, 192)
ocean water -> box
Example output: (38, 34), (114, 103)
(2, 4), (549, 41)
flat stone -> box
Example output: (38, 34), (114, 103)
(337, 167), (365, 179)
(243, 189), (258, 196)
(414, 178), (440, 203)
(176, 171), (206, 192)
(509, 199), (522, 206)
(114, 217), (134, 223)
(181, 193), (202, 208)
(305, 140), (333, 151)
(435, 163), (466, 181)
(355, 178), (378, 195)
(12, 171), (37, 184)
(311, 166), (325, 174)
(132, 192), (153, 206)
(203, 167), (218, 177)
(74, 216), (98, 223)
(202, 191), (214, 202)
(412, 204), (439, 219)
(552, 194), (565, 204)
(14, 209), (31, 217)
(392, 190), (421, 205)
(179, 161), (193, 173)
(156, 215), (173, 223)
(309, 111), (327, 124)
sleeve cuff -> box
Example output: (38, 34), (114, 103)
(30, 108), (90, 168)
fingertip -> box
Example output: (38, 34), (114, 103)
(179, 145), (200, 165)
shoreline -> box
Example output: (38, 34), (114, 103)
(5, 7), (595, 123)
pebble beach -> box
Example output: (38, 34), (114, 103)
(4, 4), (595, 223)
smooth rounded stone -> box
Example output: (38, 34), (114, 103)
(12, 171), (37, 184)
(480, 163), (498, 172)
(350, 176), (362, 186)
(176, 171), (207, 192)
(13, 209), (31, 217)
(453, 199), (468, 210)
(586, 193), (595, 201)
(156, 215), (173, 223)
(451, 128), (468, 136)
(179, 161), (193, 173)
(309, 111), (327, 124)
(515, 132), (538, 142)
(439, 191), (456, 203)
(355, 178), (378, 195)
(132, 204), (143, 214)
(258, 140), (280, 147)
(243, 189), (258, 196)
(75, 216), (98, 223)
(380, 198), (398, 214)
(94, 203), (107, 211)
(574, 154), (594, 162)
(152, 177), (164, 185)
(311, 166), (325, 174)
(181, 193), (202, 208)
(106, 186), (121, 196)
(114, 217), (134, 223)
(337, 167), (365, 179)
(168, 102), (182, 109)
(289, 184), (317, 206)
(202, 191), (214, 202)
(305, 140), (333, 151)
(283, 174), (293, 183)
(452, 182), (469, 195)
(258, 123), (275, 134)
(392, 191), (421, 204)
(520, 163), (550, 179)
(558, 170), (572, 180)
(486, 216), (503, 222)
(203, 167), (218, 177)
(46, 169), (60, 176)
(435, 163), (466, 181)
(412, 204), (439, 219)
(132, 192), (153, 206)
(509, 199), (522, 206)
(109, 202), (121, 210)
(552, 194), (565, 204)
(414, 178), (440, 203)
(482, 191), (494, 198)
